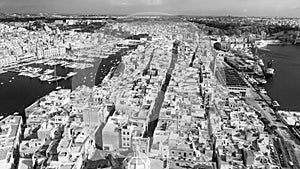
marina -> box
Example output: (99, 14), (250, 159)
(0, 44), (137, 118)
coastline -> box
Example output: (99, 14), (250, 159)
(260, 45), (300, 111)
(0, 69), (7, 74)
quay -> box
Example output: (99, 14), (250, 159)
(0, 68), (7, 74)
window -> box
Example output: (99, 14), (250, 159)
(127, 132), (130, 135)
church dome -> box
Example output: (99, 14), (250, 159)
(124, 152), (150, 169)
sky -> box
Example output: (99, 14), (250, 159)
(0, 0), (300, 17)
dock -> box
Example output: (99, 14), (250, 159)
(0, 69), (7, 74)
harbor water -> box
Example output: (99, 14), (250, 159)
(262, 45), (300, 111)
(0, 46), (135, 119)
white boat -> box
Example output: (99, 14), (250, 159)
(28, 73), (41, 78)
(43, 69), (55, 75)
(39, 75), (53, 81)
(258, 59), (264, 67)
(255, 40), (268, 48)
(35, 60), (44, 64)
(255, 78), (267, 84)
(18, 72), (24, 76)
(260, 89), (268, 94)
(266, 68), (275, 76)
(67, 72), (77, 77)
(100, 55), (109, 58)
(48, 76), (62, 82)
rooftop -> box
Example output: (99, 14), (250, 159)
(223, 68), (248, 87)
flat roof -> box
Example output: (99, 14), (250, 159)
(223, 68), (248, 87)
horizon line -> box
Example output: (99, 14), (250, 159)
(1, 12), (299, 19)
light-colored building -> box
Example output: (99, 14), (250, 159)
(102, 118), (120, 151)
(0, 115), (23, 169)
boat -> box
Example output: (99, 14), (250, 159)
(9, 80), (12, 83)
(48, 76), (62, 82)
(0, 82), (3, 85)
(255, 77), (267, 85)
(28, 73), (41, 78)
(254, 65), (265, 77)
(288, 161), (294, 167)
(43, 69), (55, 75)
(67, 72), (77, 77)
(39, 75), (53, 81)
(247, 77), (258, 85)
(259, 88), (268, 94)
(258, 59), (264, 67)
(35, 60), (44, 64)
(56, 86), (62, 90)
(255, 40), (268, 48)
(265, 60), (275, 78)
(271, 100), (280, 111)
(100, 55), (109, 58)
(266, 68), (275, 76)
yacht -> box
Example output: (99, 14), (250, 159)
(67, 72), (78, 78)
(255, 40), (268, 48)
(43, 69), (55, 75)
